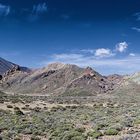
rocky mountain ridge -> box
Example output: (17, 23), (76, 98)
(0, 57), (137, 96)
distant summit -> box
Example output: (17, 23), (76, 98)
(0, 57), (30, 76)
(0, 57), (17, 75)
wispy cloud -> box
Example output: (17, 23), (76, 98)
(27, 2), (48, 22)
(134, 12), (140, 21)
(41, 52), (140, 75)
(80, 49), (94, 54)
(116, 42), (128, 53)
(40, 41), (139, 75)
(32, 3), (48, 15)
(132, 27), (140, 32)
(52, 53), (83, 60)
(0, 3), (10, 16)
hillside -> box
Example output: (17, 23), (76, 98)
(1, 57), (140, 140)
(0, 58), (123, 96)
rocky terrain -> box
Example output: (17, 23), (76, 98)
(0, 57), (140, 140)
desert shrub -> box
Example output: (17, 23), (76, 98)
(1, 131), (14, 139)
(104, 128), (119, 135)
(0, 99), (4, 104)
(32, 128), (45, 136)
(22, 128), (32, 135)
(21, 107), (29, 111)
(69, 105), (78, 110)
(50, 107), (58, 112)
(43, 107), (48, 110)
(134, 118), (140, 125)
(11, 98), (21, 103)
(61, 131), (86, 140)
(94, 124), (107, 131)
(75, 127), (85, 133)
(50, 106), (66, 112)
(30, 136), (41, 140)
(14, 107), (24, 115)
(111, 124), (123, 131)
(25, 104), (30, 107)
(16, 123), (32, 134)
(48, 123), (86, 140)
(33, 107), (41, 112)
(88, 130), (103, 139)
(14, 136), (21, 140)
(122, 119), (133, 127)
(57, 106), (66, 111)
(7, 105), (13, 108)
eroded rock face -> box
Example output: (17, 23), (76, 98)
(41, 70), (56, 78)
(4, 65), (20, 76)
(65, 67), (115, 94)
(107, 74), (123, 88)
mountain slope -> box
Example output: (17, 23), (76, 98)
(126, 72), (140, 84)
(0, 61), (122, 96)
(0, 57), (17, 75)
(0, 57), (30, 77)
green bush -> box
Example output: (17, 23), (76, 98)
(31, 136), (41, 140)
(134, 118), (140, 124)
(104, 128), (119, 135)
(61, 131), (86, 140)
(49, 124), (86, 140)
(75, 127), (85, 133)
(88, 130), (103, 139)
(14, 107), (24, 115)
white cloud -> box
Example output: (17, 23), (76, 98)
(132, 27), (140, 32)
(40, 43), (138, 75)
(116, 42), (128, 53)
(95, 48), (114, 57)
(32, 3), (47, 15)
(0, 3), (10, 16)
(129, 53), (136, 57)
(41, 52), (140, 75)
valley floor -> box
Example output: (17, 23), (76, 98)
(0, 85), (140, 140)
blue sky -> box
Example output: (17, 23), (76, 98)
(0, 0), (140, 75)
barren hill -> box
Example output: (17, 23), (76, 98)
(0, 58), (124, 96)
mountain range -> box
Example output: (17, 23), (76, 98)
(0, 57), (139, 96)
